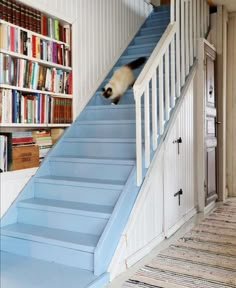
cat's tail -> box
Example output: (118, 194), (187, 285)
(126, 57), (146, 70)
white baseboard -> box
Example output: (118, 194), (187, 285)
(126, 233), (165, 268)
(165, 207), (197, 239)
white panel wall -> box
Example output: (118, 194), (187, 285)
(73, 0), (152, 116)
(227, 13), (236, 197)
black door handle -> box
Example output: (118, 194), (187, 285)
(173, 137), (182, 154)
(174, 189), (183, 206)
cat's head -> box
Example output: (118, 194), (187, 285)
(102, 85), (113, 98)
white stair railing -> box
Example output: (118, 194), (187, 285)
(133, 0), (210, 186)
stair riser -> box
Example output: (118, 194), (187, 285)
(70, 123), (138, 138)
(17, 208), (107, 235)
(1, 235), (94, 270)
(34, 182), (121, 206)
(126, 44), (156, 55)
(61, 141), (136, 159)
(81, 107), (136, 121)
(145, 18), (170, 28)
(133, 35), (161, 45)
(49, 161), (133, 182)
(139, 26), (166, 36)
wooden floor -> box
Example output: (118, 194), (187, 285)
(123, 199), (236, 288)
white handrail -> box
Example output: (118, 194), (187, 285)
(134, 0), (210, 186)
(133, 23), (177, 99)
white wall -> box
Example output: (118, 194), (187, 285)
(73, 0), (152, 116)
(227, 13), (236, 197)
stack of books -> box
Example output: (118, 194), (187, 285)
(32, 130), (52, 162)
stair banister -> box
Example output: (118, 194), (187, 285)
(134, 0), (210, 185)
(133, 23), (177, 186)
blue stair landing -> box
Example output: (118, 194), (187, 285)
(0, 5), (170, 288)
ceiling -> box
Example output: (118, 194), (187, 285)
(211, 0), (236, 12)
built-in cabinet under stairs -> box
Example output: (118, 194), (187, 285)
(0, 6), (170, 288)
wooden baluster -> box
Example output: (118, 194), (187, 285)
(171, 39), (176, 108)
(144, 83), (150, 168)
(135, 92), (142, 186)
(176, 0), (181, 97)
(152, 71), (158, 150)
(159, 59), (164, 135)
(165, 48), (170, 118)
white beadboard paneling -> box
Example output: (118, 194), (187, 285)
(227, 14), (236, 197)
(74, 0), (152, 117)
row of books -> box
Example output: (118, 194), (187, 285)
(0, 0), (41, 34)
(0, 54), (73, 94)
(0, 0), (71, 42)
(0, 24), (72, 66)
(0, 89), (72, 124)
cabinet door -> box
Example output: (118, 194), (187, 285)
(164, 116), (182, 235)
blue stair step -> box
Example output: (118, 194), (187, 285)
(81, 105), (139, 121)
(1, 223), (97, 270)
(35, 175), (123, 206)
(70, 120), (139, 138)
(60, 137), (137, 159)
(18, 198), (113, 219)
(139, 25), (167, 36)
(133, 34), (162, 45)
(126, 42), (157, 55)
(1, 252), (109, 288)
(17, 198), (110, 235)
(48, 156), (134, 182)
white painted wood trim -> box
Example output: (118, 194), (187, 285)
(126, 233), (165, 268)
(152, 72), (158, 150)
(159, 58), (164, 135)
(171, 39), (176, 108)
(165, 207), (197, 238)
(136, 98), (143, 186)
(145, 84), (151, 168)
(181, 0), (186, 86)
(165, 49), (170, 119)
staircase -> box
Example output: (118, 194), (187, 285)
(1, 6), (170, 288)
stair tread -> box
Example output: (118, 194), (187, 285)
(19, 198), (113, 218)
(50, 156), (135, 165)
(2, 223), (99, 252)
(36, 175), (125, 189)
(77, 119), (137, 124)
(1, 252), (109, 288)
(85, 104), (136, 110)
(64, 137), (136, 143)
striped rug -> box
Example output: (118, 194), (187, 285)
(123, 199), (236, 288)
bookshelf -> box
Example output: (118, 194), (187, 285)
(0, 0), (73, 172)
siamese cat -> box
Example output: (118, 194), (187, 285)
(102, 57), (146, 105)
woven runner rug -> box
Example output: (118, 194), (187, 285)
(123, 199), (236, 288)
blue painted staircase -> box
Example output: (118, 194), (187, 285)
(1, 6), (170, 288)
